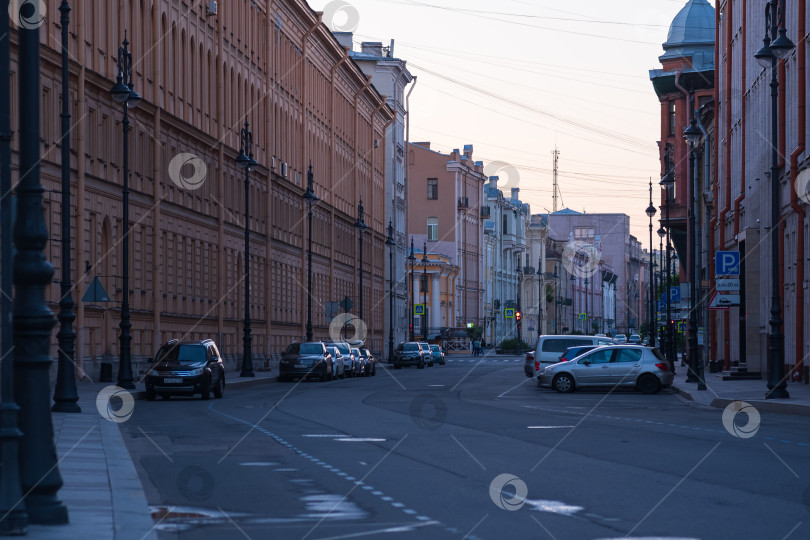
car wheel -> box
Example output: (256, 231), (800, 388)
(277, 374), (289, 382)
(201, 375), (211, 400)
(552, 373), (575, 393)
(213, 375), (224, 399)
(394, 364), (401, 370)
(372, 366), (376, 376)
(638, 374), (661, 394)
(146, 390), (156, 401)
(417, 361), (424, 369)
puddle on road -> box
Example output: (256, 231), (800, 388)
(298, 494), (367, 520)
(524, 498), (584, 516)
(150, 493), (367, 532)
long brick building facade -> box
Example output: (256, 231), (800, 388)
(7, 0), (393, 377)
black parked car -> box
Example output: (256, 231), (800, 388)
(278, 341), (333, 381)
(393, 342), (425, 369)
(145, 339), (226, 400)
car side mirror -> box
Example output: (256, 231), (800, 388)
(581, 359), (590, 365)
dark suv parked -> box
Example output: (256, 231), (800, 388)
(279, 341), (333, 381)
(393, 342), (425, 369)
(145, 339), (225, 400)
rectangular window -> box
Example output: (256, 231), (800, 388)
(668, 101), (676, 136)
(420, 274), (429, 293)
(427, 178), (438, 199)
(427, 217), (438, 241)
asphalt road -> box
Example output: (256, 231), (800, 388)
(123, 354), (810, 540)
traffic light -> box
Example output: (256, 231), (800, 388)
(515, 311), (522, 321)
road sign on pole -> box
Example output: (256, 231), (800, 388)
(716, 279), (740, 291)
(708, 291), (740, 309)
(414, 304), (425, 315)
(669, 287), (681, 303)
(504, 308), (515, 318)
(715, 251), (741, 276)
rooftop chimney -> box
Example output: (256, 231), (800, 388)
(511, 187), (520, 202)
(361, 41), (384, 56)
(489, 176), (499, 190)
(334, 31), (353, 50)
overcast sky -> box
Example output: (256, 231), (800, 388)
(309, 0), (713, 244)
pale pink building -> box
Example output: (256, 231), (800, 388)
(408, 143), (486, 330)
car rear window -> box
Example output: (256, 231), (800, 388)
(616, 348), (643, 363)
(403, 343), (419, 351)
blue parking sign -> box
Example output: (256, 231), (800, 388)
(670, 287), (681, 303)
(715, 251), (740, 276)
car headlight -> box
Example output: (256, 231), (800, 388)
(149, 370), (160, 377)
(189, 368), (203, 377)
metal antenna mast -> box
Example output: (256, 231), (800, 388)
(552, 147), (559, 212)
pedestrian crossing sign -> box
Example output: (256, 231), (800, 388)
(579, 313), (587, 321)
(504, 308), (515, 318)
(414, 304), (425, 315)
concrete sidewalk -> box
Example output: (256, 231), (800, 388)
(28, 370), (277, 539)
(671, 367), (810, 416)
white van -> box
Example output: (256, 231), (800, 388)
(533, 335), (617, 367)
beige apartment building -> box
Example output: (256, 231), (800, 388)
(408, 143), (486, 330)
(6, 0), (393, 377)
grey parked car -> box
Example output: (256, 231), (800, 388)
(537, 345), (673, 394)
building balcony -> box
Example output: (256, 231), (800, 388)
(458, 197), (469, 209)
(480, 206), (491, 218)
(522, 266), (535, 275)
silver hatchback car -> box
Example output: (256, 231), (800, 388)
(537, 345), (673, 394)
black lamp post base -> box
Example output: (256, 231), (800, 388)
(0, 511), (27, 535)
(52, 401), (81, 413)
(765, 387), (789, 399)
(25, 494), (68, 525)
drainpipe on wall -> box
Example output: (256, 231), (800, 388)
(697, 110), (712, 373)
(720, 0), (733, 370)
(404, 76), (417, 238)
(789, 1), (806, 382)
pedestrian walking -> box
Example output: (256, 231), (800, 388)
(473, 339), (481, 356)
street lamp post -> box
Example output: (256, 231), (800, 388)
(570, 274), (576, 333)
(53, 0), (81, 413)
(12, 11), (70, 525)
(755, 0), (794, 399)
(408, 238), (416, 341)
(355, 200), (368, 322)
(584, 276), (589, 334)
(657, 227), (665, 353)
(646, 179), (657, 347)
(538, 255), (543, 339)
(684, 90), (705, 388)
(660, 146), (675, 368)
(422, 243), (429, 340)
(516, 264), (522, 354)
(236, 122), (259, 376)
(553, 265), (560, 334)
(0, 0), (28, 530)
(110, 33), (141, 390)
(386, 221), (396, 361)
(303, 165), (318, 342)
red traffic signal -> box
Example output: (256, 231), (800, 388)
(515, 311), (522, 321)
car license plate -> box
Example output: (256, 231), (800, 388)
(163, 377), (182, 384)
